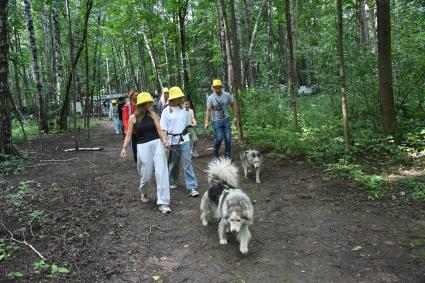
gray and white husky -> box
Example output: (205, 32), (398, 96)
(200, 158), (254, 254)
(240, 149), (262, 183)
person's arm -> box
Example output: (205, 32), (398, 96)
(230, 97), (239, 124)
(120, 115), (135, 158)
(191, 109), (197, 127)
(151, 111), (169, 147)
(108, 106), (113, 119)
(204, 107), (212, 129)
(122, 104), (129, 133)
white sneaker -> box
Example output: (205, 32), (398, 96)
(189, 190), (200, 197)
(141, 193), (148, 203)
(170, 184), (177, 189)
(159, 204), (171, 214)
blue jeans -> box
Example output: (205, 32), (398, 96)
(212, 117), (232, 158)
(168, 141), (198, 191)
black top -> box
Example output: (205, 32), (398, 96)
(134, 115), (160, 144)
(117, 104), (124, 120)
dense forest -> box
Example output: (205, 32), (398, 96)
(0, 0), (424, 195)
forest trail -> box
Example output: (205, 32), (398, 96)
(2, 120), (425, 283)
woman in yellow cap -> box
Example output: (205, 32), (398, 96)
(160, 86), (199, 197)
(120, 92), (172, 214)
(108, 99), (121, 134)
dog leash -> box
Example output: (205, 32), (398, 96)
(167, 145), (211, 178)
(168, 145), (238, 192)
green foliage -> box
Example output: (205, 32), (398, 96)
(0, 237), (18, 261)
(49, 264), (70, 277)
(33, 260), (50, 272)
(7, 271), (24, 279)
(11, 116), (39, 141)
(0, 155), (26, 175)
(240, 88), (425, 201)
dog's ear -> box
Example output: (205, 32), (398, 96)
(241, 215), (250, 220)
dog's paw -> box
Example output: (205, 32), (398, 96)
(240, 246), (248, 254)
(202, 220), (208, 226)
(256, 180), (261, 184)
(220, 239), (228, 245)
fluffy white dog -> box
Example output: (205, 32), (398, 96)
(200, 158), (254, 254)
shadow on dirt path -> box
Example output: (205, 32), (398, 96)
(1, 120), (425, 283)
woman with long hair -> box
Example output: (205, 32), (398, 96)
(122, 88), (138, 162)
(120, 92), (172, 214)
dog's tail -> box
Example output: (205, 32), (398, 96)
(207, 157), (239, 188)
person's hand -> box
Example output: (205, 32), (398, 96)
(204, 121), (209, 129)
(120, 147), (127, 159)
(162, 137), (170, 148)
(233, 116), (239, 125)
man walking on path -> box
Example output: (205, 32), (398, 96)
(204, 80), (239, 158)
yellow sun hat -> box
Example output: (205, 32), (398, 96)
(111, 99), (117, 104)
(136, 92), (154, 105)
(212, 79), (222, 87)
(168, 86), (185, 101)
(162, 87), (169, 93)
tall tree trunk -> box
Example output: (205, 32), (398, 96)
(0, 0), (18, 156)
(24, 0), (49, 134)
(337, 0), (351, 152)
(285, 0), (298, 127)
(366, 0), (376, 43)
(159, 0), (171, 85)
(278, 18), (288, 84)
(111, 47), (120, 92)
(219, 0), (234, 92)
(376, 0), (397, 135)
(137, 40), (147, 90)
(229, 0), (244, 141)
(125, 46), (137, 88)
(242, 0), (267, 87)
(141, 24), (163, 94)
(58, 0), (93, 131)
(216, 0), (229, 89)
(51, 0), (63, 101)
(43, 4), (55, 106)
(357, 0), (370, 45)
(10, 29), (24, 110)
(178, 0), (191, 99)
(106, 54), (112, 95)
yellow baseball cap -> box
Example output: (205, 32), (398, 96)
(168, 86), (185, 100)
(212, 79), (222, 87)
(136, 92), (154, 105)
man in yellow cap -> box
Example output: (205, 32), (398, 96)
(204, 79), (239, 158)
(160, 86), (199, 197)
(108, 99), (121, 134)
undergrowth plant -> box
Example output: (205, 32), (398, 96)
(239, 88), (425, 201)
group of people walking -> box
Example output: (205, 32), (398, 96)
(118, 80), (239, 214)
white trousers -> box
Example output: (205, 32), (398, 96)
(137, 139), (170, 205)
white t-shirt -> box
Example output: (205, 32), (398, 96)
(160, 106), (190, 145)
(185, 109), (195, 126)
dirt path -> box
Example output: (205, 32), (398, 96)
(1, 120), (425, 283)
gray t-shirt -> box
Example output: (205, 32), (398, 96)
(207, 91), (234, 122)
